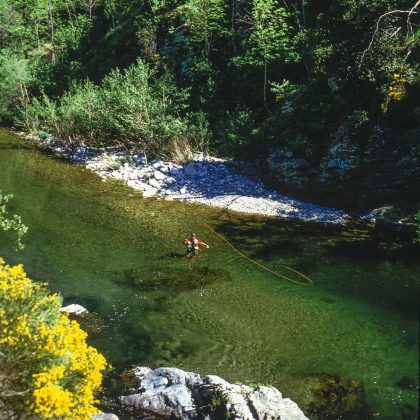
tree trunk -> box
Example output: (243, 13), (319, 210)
(263, 60), (267, 107)
(47, 0), (56, 62)
(231, 0), (237, 53)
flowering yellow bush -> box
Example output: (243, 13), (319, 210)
(0, 257), (107, 419)
(381, 72), (408, 113)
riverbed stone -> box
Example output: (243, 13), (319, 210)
(148, 178), (161, 189)
(142, 189), (156, 198)
(120, 367), (308, 420)
(165, 176), (176, 185)
(169, 167), (183, 177)
(159, 165), (170, 174)
(184, 162), (197, 176)
(304, 374), (370, 420)
(91, 414), (119, 420)
(60, 304), (88, 315)
(153, 170), (166, 181)
(131, 155), (147, 165)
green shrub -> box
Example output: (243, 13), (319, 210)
(215, 107), (257, 157)
(17, 59), (205, 157)
(0, 52), (32, 123)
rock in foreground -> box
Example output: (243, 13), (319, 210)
(60, 303), (88, 315)
(120, 367), (308, 420)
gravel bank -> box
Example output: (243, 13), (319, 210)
(24, 134), (350, 224)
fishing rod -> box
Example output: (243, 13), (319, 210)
(205, 224), (313, 286)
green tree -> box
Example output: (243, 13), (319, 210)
(237, 0), (298, 105)
(0, 52), (31, 122)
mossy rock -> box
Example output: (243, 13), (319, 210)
(302, 373), (371, 420)
(113, 266), (231, 294)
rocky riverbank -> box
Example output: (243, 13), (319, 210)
(119, 366), (309, 419)
(22, 133), (351, 224)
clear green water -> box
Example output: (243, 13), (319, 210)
(0, 129), (418, 419)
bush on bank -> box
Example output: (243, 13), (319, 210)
(0, 257), (107, 419)
(18, 59), (210, 159)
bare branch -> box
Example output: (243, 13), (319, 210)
(1, 390), (30, 398)
(358, 1), (419, 69)
(390, 26), (401, 37)
(407, 0), (420, 32)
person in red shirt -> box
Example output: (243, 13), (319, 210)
(183, 233), (209, 256)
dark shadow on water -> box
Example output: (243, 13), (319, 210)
(110, 266), (232, 295)
(164, 252), (186, 258)
(211, 216), (420, 318)
(320, 297), (337, 304)
(252, 239), (301, 259)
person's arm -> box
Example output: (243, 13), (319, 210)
(197, 240), (209, 248)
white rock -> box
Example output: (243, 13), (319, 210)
(60, 304), (88, 315)
(165, 176), (176, 185)
(153, 170), (166, 181)
(142, 189), (156, 197)
(127, 180), (140, 188)
(91, 414), (119, 420)
(137, 169), (152, 179)
(169, 167), (183, 177)
(132, 155), (146, 165)
(148, 178), (161, 189)
(121, 367), (308, 420)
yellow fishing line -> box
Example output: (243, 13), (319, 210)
(205, 224), (313, 286)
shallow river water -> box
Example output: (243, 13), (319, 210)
(0, 129), (418, 419)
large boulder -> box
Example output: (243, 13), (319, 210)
(318, 123), (360, 185)
(120, 367), (308, 420)
(266, 149), (311, 190)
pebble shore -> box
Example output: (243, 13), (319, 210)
(24, 134), (349, 224)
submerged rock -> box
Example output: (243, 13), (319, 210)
(115, 266), (230, 294)
(395, 376), (417, 390)
(120, 367), (308, 420)
(303, 374), (370, 420)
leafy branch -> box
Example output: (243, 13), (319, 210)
(0, 191), (28, 251)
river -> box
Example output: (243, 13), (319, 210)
(0, 129), (418, 419)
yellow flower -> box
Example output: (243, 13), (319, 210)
(0, 258), (107, 419)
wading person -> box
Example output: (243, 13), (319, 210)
(183, 233), (209, 256)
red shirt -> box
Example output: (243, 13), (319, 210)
(183, 238), (205, 246)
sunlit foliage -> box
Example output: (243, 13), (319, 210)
(0, 191), (27, 251)
(0, 258), (107, 419)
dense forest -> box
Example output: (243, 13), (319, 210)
(0, 0), (419, 209)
